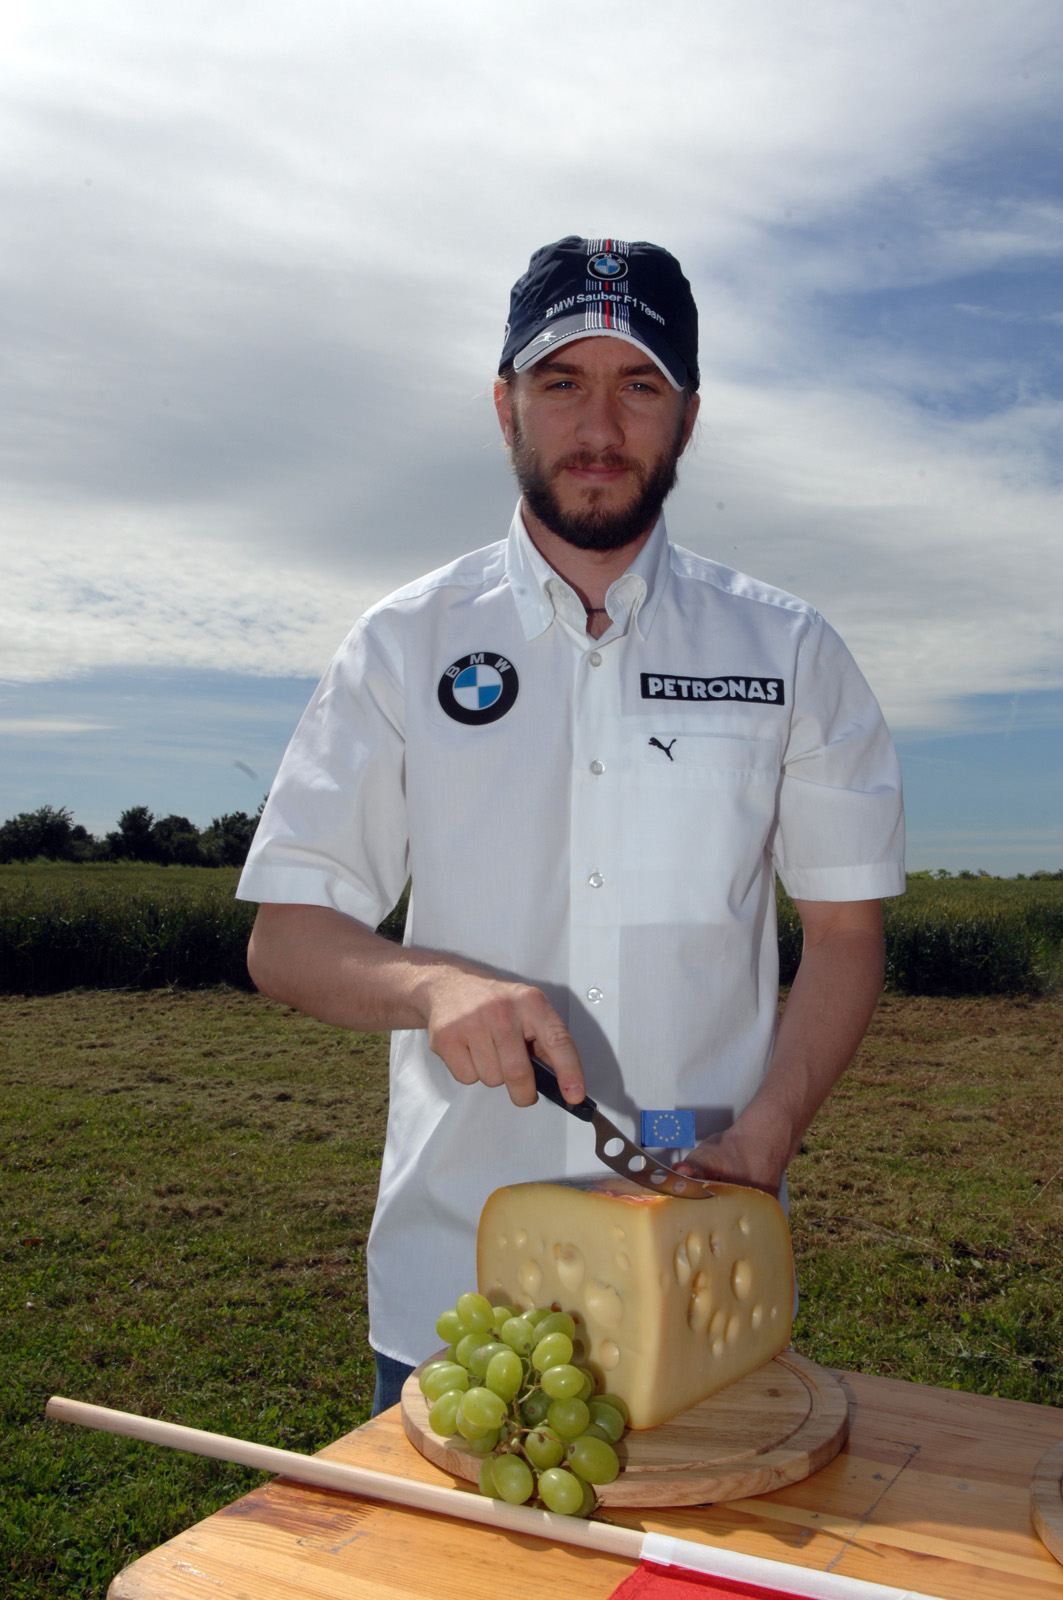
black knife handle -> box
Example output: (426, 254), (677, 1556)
(529, 1053), (597, 1122)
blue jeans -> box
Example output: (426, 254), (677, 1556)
(371, 1349), (415, 1417)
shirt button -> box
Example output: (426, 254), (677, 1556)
(587, 987), (604, 1004)
(588, 651), (602, 667)
(588, 872), (604, 888)
(589, 759), (605, 775)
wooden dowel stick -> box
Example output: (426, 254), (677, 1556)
(46, 1396), (948, 1600)
(45, 1397), (642, 1559)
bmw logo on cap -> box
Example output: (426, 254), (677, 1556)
(438, 652), (519, 726)
(588, 251), (628, 281)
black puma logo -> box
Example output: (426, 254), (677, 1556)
(649, 737), (676, 761)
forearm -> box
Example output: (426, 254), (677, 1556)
(246, 902), (585, 1104)
(679, 899), (885, 1192)
(731, 912), (885, 1181)
(248, 901), (466, 1032)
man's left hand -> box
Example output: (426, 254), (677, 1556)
(674, 1128), (787, 1196)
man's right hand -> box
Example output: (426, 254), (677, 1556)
(247, 901), (585, 1107)
(420, 966), (583, 1107)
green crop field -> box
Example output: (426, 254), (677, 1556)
(0, 864), (252, 992)
(2, 864), (1061, 996)
(3, 984), (1062, 1597)
(0, 864), (408, 993)
(778, 872), (1063, 995)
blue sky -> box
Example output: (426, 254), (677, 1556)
(1, 0), (1061, 874)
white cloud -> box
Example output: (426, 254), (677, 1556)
(0, 0), (1060, 747)
(0, 497), (393, 684)
(0, 719), (114, 735)
(671, 373), (1063, 729)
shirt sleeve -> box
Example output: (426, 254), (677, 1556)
(236, 614), (410, 928)
(772, 612), (905, 902)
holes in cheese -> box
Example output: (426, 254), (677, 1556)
(476, 1177), (794, 1430)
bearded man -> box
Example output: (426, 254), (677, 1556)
(238, 236), (905, 1413)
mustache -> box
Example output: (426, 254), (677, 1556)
(553, 451), (643, 475)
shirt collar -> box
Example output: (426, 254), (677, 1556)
(505, 503), (671, 643)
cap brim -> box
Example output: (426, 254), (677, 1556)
(512, 318), (685, 389)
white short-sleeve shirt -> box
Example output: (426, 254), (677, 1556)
(238, 509), (905, 1364)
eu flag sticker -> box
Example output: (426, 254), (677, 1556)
(640, 1109), (696, 1147)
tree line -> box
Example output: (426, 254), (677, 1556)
(0, 803), (261, 868)
(4, 803), (1059, 881)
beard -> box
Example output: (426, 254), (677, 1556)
(510, 413), (684, 553)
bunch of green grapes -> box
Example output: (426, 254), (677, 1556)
(418, 1290), (628, 1517)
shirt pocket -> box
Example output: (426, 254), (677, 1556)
(623, 730), (782, 920)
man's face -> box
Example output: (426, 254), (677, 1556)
(494, 337), (699, 553)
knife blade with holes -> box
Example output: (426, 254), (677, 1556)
(529, 1054), (716, 1200)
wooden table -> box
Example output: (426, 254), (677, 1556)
(109, 1371), (1063, 1600)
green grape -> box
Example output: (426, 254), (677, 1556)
(539, 1362), (585, 1399)
(523, 1426), (565, 1471)
(421, 1363), (470, 1403)
(435, 1308), (464, 1343)
(547, 1397), (591, 1440)
(576, 1477), (597, 1517)
(427, 1389), (463, 1436)
(578, 1421), (612, 1442)
(455, 1331), (484, 1368)
(460, 1386), (508, 1431)
(525, 1306), (553, 1326)
(455, 1395), (496, 1441)
(567, 1434), (620, 1485)
(469, 1340), (509, 1380)
(536, 1466), (585, 1515)
(456, 1413), (494, 1443)
(534, 1311), (576, 1340)
(587, 1400), (625, 1442)
(490, 1302), (520, 1335)
(500, 1316), (536, 1355)
(532, 1331), (574, 1371)
(576, 1370), (595, 1401)
(520, 1388), (551, 1426)
(464, 1428), (500, 1455)
(597, 1393), (629, 1424)
(485, 1348), (524, 1401)
(417, 1358), (454, 1393)
(456, 1291), (496, 1333)
(478, 1457), (498, 1498)
(492, 1454), (535, 1505)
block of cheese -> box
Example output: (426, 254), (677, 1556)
(477, 1177), (794, 1430)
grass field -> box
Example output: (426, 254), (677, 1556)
(3, 984), (1062, 1596)
(2, 989), (385, 1598)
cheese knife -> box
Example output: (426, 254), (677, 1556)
(529, 1054), (716, 1200)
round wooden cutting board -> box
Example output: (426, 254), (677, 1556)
(401, 1349), (849, 1507)
(1031, 1438), (1063, 1564)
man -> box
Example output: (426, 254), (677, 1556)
(238, 236), (905, 1413)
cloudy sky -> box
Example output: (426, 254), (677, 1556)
(2, 0), (1060, 873)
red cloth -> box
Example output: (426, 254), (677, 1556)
(609, 1560), (811, 1600)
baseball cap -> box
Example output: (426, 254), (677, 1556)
(500, 235), (699, 390)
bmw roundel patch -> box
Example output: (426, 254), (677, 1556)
(438, 652), (519, 725)
(588, 251), (628, 281)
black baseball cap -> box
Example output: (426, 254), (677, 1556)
(500, 235), (699, 391)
